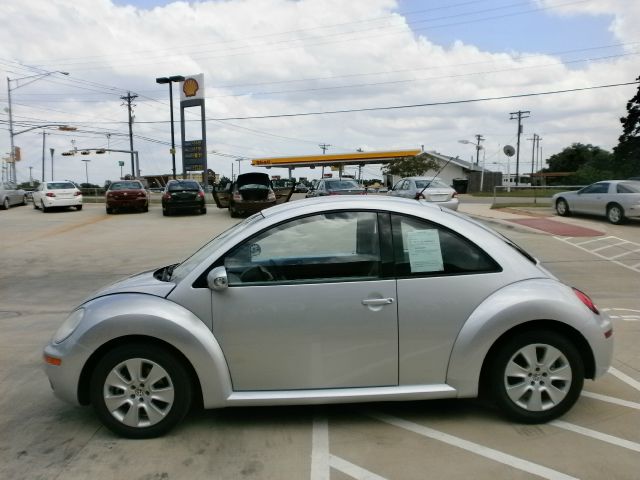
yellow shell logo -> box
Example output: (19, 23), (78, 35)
(183, 78), (199, 97)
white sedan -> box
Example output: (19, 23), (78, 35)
(552, 180), (640, 224)
(32, 181), (83, 212)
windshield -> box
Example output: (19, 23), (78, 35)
(415, 179), (449, 189)
(48, 182), (76, 189)
(168, 181), (200, 192)
(170, 212), (264, 282)
(110, 181), (143, 190)
(326, 180), (360, 190)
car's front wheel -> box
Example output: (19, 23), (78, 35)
(90, 344), (192, 438)
(2, 198), (9, 210)
(555, 198), (570, 216)
(488, 331), (583, 424)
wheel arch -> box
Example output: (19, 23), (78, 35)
(478, 320), (596, 395)
(77, 335), (204, 408)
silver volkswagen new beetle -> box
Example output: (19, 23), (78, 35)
(44, 196), (613, 438)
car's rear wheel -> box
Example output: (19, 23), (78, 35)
(106, 206), (113, 214)
(200, 207), (207, 215)
(142, 204), (149, 213)
(489, 331), (583, 423)
(606, 204), (625, 224)
(76, 205), (83, 211)
(41, 200), (48, 213)
(2, 198), (9, 210)
(555, 199), (570, 216)
(90, 344), (192, 439)
(229, 204), (239, 217)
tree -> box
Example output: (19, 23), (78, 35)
(382, 153), (440, 177)
(543, 143), (614, 183)
(613, 76), (640, 178)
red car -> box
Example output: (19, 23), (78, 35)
(105, 180), (149, 214)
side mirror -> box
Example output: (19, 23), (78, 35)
(207, 266), (228, 291)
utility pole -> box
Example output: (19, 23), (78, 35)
(41, 131), (47, 182)
(509, 110), (530, 186)
(319, 143), (331, 154)
(121, 92), (138, 177)
(528, 133), (537, 185)
(50, 148), (55, 181)
(474, 134), (484, 165)
(28, 166), (33, 186)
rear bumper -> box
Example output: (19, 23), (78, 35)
(420, 198), (459, 211)
(107, 198), (148, 208)
(163, 200), (204, 210)
(233, 200), (276, 213)
(42, 197), (82, 207)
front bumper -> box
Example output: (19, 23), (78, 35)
(43, 340), (91, 406)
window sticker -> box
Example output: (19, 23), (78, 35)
(407, 230), (444, 272)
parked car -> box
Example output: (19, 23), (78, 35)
(0, 182), (26, 210)
(161, 180), (206, 216)
(105, 180), (149, 214)
(43, 196), (613, 438)
(305, 178), (365, 197)
(552, 180), (640, 224)
(32, 181), (82, 212)
(212, 172), (292, 217)
(388, 177), (459, 210)
(294, 183), (309, 193)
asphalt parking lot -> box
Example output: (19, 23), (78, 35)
(1, 199), (639, 480)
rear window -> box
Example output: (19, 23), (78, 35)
(415, 179), (449, 189)
(326, 180), (360, 189)
(110, 181), (143, 190)
(48, 182), (75, 190)
(617, 182), (640, 193)
(168, 181), (200, 191)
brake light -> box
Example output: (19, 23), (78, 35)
(233, 193), (242, 201)
(46, 192), (56, 197)
(198, 191), (205, 198)
(162, 193), (171, 200)
(573, 288), (599, 314)
(138, 191), (147, 198)
(267, 190), (276, 201)
(74, 191), (82, 196)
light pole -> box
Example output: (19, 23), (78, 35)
(50, 148), (55, 181)
(156, 75), (185, 179)
(81, 159), (90, 185)
(7, 71), (69, 183)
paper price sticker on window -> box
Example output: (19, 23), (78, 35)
(407, 229), (444, 273)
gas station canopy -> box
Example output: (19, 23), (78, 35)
(251, 149), (422, 169)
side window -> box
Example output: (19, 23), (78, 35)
(224, 211), (381, 285)
(391, 215), (500, 276)
(581, 183), (609, 194)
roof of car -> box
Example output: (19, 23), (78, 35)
(260, 194), (440, 220)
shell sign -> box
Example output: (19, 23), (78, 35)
(180, 74), (205, 101)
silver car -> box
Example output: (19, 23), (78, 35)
(552, 180), (640, 224)
(43, 196), (613, 438)
(0, 182), (26, 210)
(388, 177), (459, 210)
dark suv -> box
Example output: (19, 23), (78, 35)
(162, 180), (206, 216)
(105, 180), (149, 214)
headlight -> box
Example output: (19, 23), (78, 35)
(53, 308), (85, 344)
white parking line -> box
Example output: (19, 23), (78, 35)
(609, 367), (640, 392)
(368, 412), (578, 480)
(574, 237), (611, 247)
(550, 421), (640, 453)
(582, 391), (640, 410)
(330, 455), (388, 480)
(609, 247), (640, 260)
(311, 414), (330, 480)
(554, 236), (640, 273)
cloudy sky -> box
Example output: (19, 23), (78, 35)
(1, 0), (638, 185)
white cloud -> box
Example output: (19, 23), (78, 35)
(1, 0), (638, 185)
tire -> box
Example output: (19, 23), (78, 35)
(76, 205), (83, 211)
(162, 208), (169, 216)
(90, 344), (192, 439)
(22, 195), (27, 206)
(143, 204), (149, 213)
(106, 207), (113, 214)
(33, 200), (39, 210)
(606, 204), (625, 225)
(200, 207), (207, 215)
(41, 201), (48, 213)
(2, 198), (9, 210)
(555, 198), (570, 217)
(229, 205), (239, 218)
(488, 330), (584, 424)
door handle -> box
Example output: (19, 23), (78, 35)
(362, 298), (395, 306)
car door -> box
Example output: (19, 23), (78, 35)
(389, 214), (507, 384)
(211, 183), (232, 208)
(572, 183), (609, 214)
(210, 211), (398, 391)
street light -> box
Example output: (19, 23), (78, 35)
(6, 70), (70, 183)
(156, 75), (185, 179)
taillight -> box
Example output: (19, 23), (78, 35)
(233, 193), (242, 201)
(198, 191), (205, 198)
(74, 191), (82, 196)
(573, 288), (599, 314)
(162, 193), (171, 200)
(46, 192), (56, 197)
(267, 190), (276, 201)
(137, 191), (146, 198)
(452, 192), (458, 198)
